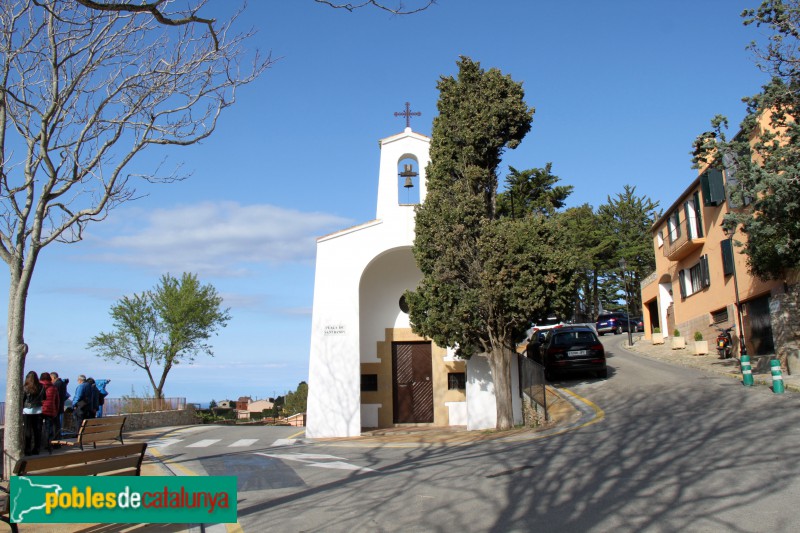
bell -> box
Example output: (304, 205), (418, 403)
(399, 163), (417, 189)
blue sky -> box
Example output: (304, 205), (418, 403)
(1, 0), (771, 404)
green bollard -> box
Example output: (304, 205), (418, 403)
(741, 355), (754, 387)
(771, 359), (785, 394)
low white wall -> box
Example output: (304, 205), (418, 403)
(466, 355), (522, 430)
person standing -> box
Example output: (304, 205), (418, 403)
(85, 377), (100, 419)
(73, 375), (90, 429)
(50, 371), (69, 438)
(22, 371), (45, 455)
(96, 379), (111, 418)
(39, 372), (60, 453)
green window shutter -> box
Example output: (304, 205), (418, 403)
(721, 239), (735, 276)
(700, 254), (710, 288)
(693, 192), (704, 237)
(701, 169), (726, 206)
(678, 269), (687, 299)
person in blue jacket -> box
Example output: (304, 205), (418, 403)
(95, 379), (111, 417)
(72, 375), (91, 428)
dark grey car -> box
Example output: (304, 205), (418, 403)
(527, 325), (607, 380)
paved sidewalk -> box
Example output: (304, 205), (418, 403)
(320, 384), (593, 446)
(616, 332), (800, 393)
(11, 426), (192, 533)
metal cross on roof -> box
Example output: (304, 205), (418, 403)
(394, 102), (421, 128)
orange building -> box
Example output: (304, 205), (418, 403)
(640, 116), (799, 368)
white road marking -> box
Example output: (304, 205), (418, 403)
(229, 439), (259, 447)
(186, 439), (221, 448)
(307, 461), (376, 472)
(258, 453), (345, 461)
(254, 452), (377, 473)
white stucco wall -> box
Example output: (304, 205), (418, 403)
(306, 129), (431, 439)
(466, 355), (522, 430)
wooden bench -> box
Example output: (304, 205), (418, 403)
(71, 416), (127, 450)
(1, 443), (147, 532)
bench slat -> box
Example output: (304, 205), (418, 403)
(24, 456), (143, 477)
(81, 429), (124, 442)
(13, 443), (147, 476)
(75, 416), (126, 450)
(81, 424), (124, 434)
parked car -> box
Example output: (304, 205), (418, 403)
(526, 317), (565, 343)
(630, 316), (645, 332)
(596, 312), (632, 335)
(528, 325), (607, 380)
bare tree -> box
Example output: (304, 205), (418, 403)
(0, 0), (268, 477)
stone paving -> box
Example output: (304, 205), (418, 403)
(618, 332), (800, 393)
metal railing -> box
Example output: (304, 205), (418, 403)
(518, 355), (548, 421)
(663, 217), (704, 260)
(0, 397), (186, 427)
(102, 397), (186, 416)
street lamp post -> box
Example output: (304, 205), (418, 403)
(723, 223), (748, 357)
(619, 259), (634, 347)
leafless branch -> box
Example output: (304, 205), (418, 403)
(314, 0), (436, 15)
(74, 0), (220, 50)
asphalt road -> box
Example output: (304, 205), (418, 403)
(157, 337), (800, 532)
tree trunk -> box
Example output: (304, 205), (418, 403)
(486, 344), (515, 430)
(4, 271), (30, 479)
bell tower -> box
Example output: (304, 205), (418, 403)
(375, 103), (430, 221)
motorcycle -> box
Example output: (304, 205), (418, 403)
(715, 325), (735, 359)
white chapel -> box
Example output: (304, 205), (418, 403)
(306, 120), (522, 439)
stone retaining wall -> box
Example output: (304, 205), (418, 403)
(120, 405), (200, 431)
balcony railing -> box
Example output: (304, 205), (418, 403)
(663, 218), (705, 261)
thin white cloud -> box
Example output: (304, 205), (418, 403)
(84, 201), (352, 276)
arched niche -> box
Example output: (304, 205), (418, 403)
(397, 155), (420, 205)
(358, 247), (422, 362)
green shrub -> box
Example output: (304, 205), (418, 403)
(694, 331), (704, 341)
(673, 329), (681, 337)
(653, 327), (661, 334)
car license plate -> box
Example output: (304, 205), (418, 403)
(568, 350), (588, 357)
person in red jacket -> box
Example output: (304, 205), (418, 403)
(39, 372), (60, 453)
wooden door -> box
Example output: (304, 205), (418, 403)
(392, 342), (433, 423)
(745, 294), (775, 356)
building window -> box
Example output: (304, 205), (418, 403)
(711, 307), (729, 324)
(447, 372), (466, 390)
(399, 294), (409, 314)
(682, 192), (704, 240)
(679, 255), (710, 299)
(668, 212), (681, 243)
(690, 263), (703, 293)
(361, 374), (378, 392)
